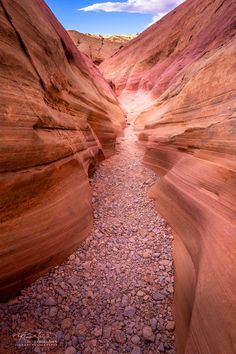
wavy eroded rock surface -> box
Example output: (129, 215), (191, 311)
(102, 0), (236, 352)
(68, 31), (134, 65)
(0, 0), (124, 301)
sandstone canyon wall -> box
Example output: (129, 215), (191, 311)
(101, 0), (236, 353)
(0, 0), (124, 301)
(68, 30), (134, 65)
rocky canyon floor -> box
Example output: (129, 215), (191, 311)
(0, 120), (175, 354)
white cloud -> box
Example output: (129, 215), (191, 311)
(78, 0), (185, 15)
(147, 13), (167, 27)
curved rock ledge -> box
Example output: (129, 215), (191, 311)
(0, 0), (124, 301)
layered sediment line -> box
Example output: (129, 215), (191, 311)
(101, 0), (236, 352)
(0, 0), (124, 300)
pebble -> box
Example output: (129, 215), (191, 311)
(49, 306), (58, 317)
(131, 335), (140, 344)
(61, 318), (72, 330)
(104, 326), (112, 338)
(159, 260), (170, 266)
(121, 294), (129, 307)
(150, 318), (157, 331)
(45, 296), (57, 306)
(94, 327), (103, 337)
(166, 321), (175, 331)
(137, 290), (144, 297)
(124, 306), (136, 318)
(142, 326), (155, 342)
(131, 346), (142, 354)
(65, 347), (76, 354)
(115, 330), (126, 344)
(158, 343), (165, 352)
(153, 292), (165, 301)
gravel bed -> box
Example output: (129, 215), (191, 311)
(0, 122), (175, 354)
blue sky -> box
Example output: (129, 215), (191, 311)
(44, 0), (184, 35)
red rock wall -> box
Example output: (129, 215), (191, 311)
(0, 0), (124, 301)
(102, 0), (236, 352)
(68, 30), (133, 65)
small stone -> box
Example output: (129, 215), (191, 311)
(115, 330), (126, 344)
(167, 285), (174, 293)
(152, 292), (165, 301)
(121, 295), (129, 307)
(94, 327), (103, 337)
(124, 306), (136, 318)
(61, 318), (72, 330)
(78, 336), (85, 344)
(150, 318), (157, 331)
(76, 323), (87, 336)
(49, 306), (58, 317)
(91, 339), (97, 347)
(82, 309), (89, 317)
(159, 260), (169, 266)
(131, 335), (140, 345)
(142, 326), (155, 341)
(64, 333), (70, 341)
(65, 346), (76, 354)
(56, 330), (63, 341)
(131, 346), (142, 354)
(103, 326), (112, 338)
(142, 251), (150, 258)
(69, 254), (76, 261)
(137, 291), (144, 297)
(166, 321), (175, 331)
(126, 326), (133, 335)
(158, 343), (165, 352)
(68, 276), (79, 286)
(87, 290), (93, 298)
(60, 282), (67, 289)
(75, 259), (80, 266)
(71, 336), (78, 346)
(59, 290), (67, 298)
(45, 297), (57, 306)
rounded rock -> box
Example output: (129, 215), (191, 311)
(142, 326), (155, 341)
(131, 335), (140, 345)
(131, 346), (142, 354)
(64, 346), (76, 354)
(114, 330), (126, 344)
(61, 318), (72, 330)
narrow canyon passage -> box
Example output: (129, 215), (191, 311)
(1, 121), (175, 354)
(1, 1), (235, 353)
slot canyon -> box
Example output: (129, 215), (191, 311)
(0, 0), (236, 353)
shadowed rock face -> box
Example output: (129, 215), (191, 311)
(102, 0), (236, 352)
(0, 0), (124, 301)
(68, 30), (134, 65)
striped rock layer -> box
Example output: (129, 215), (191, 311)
(0, 0), (124, 301)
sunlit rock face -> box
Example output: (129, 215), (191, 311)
(68, 30), (134, 65)
(102, 0), (236, 352)
(0, 0), (124, 301)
